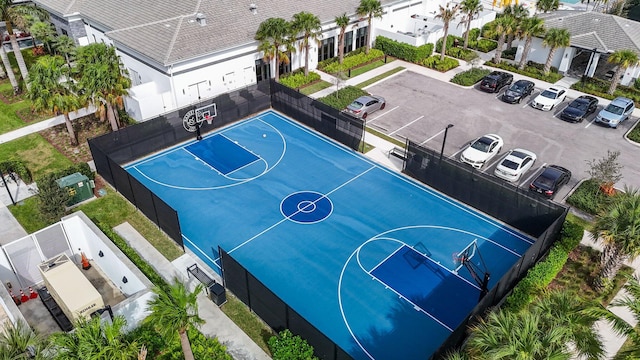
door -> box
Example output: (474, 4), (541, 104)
(255, 59), (270, 82)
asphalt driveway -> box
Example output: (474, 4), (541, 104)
(365, 70), (640, 201)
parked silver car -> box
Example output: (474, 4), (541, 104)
(345, 95), (386, 119)
(595, 97), (635, 128)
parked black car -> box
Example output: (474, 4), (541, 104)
(529, 165), (571, 199)
(559, 95), (599, 123)
(501, 79), (535, 104)
(479, 71), (513, 93)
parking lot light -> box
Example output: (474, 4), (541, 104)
(440, 124), (454, 163)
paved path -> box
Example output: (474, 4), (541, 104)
(0, 106), (95, 144)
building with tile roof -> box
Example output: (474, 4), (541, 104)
(515, 10), (640, 84)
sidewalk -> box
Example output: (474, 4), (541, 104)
(0, 106), (95, 145)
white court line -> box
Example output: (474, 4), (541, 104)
(389, 115), (424, 136)
(224, 165), (377, 255)
(369, 244), (404, 273)
(226, 158), (262, 176)
(182, 234), (221, 269)
(368, 106), (399, 123)
(419, 128), (446, 146)
(520, 163), (546, 187)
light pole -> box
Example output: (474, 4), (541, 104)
(440, 124), (454, 163)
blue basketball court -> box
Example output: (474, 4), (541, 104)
(126, 110), (534, 359)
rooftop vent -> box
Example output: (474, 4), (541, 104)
(196, 13), (206, 26)
(250, 3), (258, 15)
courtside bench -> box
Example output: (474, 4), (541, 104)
(388, 147), (407, 160)
(187, 264), (227, 306)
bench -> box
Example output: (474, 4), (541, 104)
(388, 147), (407, 160)
(187, 264), (216, 290)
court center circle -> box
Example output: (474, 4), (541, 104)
(281, 191), (333, 224)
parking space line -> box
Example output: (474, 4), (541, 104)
(389, 115), (425, 135)
(449, 148), (465, 160)
(419, 128), (447, 145)
(585, 118), (596, 128)
(520, 163), (546, 188)
(481, 156), (503, 173)
(369, 106), (399, 123)
(554, 104), (569, 118)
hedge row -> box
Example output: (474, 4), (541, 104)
(319, 49), (384, 74)
(450, 68), (491, 86)
(0, 160), (32, 183)
(570, 76), (640, 104)
(485, 60), (563, 83)
(279, 71), (321, 89)
(374, 36), (433, 63)
(317, 86), (368, 110)
(505, 220), (584, 311)
(420, 55), (459, 72)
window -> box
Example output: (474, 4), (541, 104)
(61, 29), (68, 36)
(129, 69), (141, 86)
(317, 37), (335, 62)
(355, 27), (368, 50)
(344, 31), (353, 55)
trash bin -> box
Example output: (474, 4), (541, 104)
(208, 283), (226, 306)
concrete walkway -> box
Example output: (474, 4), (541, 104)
(1, 50), (637, 358)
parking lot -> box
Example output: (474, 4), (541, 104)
(365, 70), (640, 201)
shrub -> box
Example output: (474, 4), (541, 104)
(268, 329), (318, 360)
(566, 178), (608, 215)
(569, 76), (640, 104)
(628, 122), (640, 143)
(485, 61), (563, 83)
(0, 160), (32, 183)
(321, 49), (384, 74)
(450, 68), (491, 86)
(635, 77), (640, 90)
(472, 38), (497, 53)
(421, 55), (459, 72)
(374, 36), (433, 62)
(279, 71), (321, 89)
(501, 47), (518, 60)
(34, 163), (94, 221)
(505, 219), (584, 312)
(318, 86), (368, 110)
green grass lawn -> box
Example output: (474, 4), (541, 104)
(220, 293), (274, 354)
(8, 197), (49, 233)
(0, 81), (38, 134)
(348, 58), (394, 78)
(0, 133), (73, 179)
(300, 80), (332, 95)
(356, 66), (405, 89)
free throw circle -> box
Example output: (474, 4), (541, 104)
(281, 191), (333, 224)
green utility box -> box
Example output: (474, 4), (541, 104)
(56, 172), (94, 206)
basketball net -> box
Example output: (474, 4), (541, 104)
(204, 115), (214, 125)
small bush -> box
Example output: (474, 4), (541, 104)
(628, 122), (640, 143)
(279, 71), (321, 89)
(566, 178), (609, 215)
(635, 77), (640, 90)
(321, 49), (384, 74)
(472, 38), (497, 53)
(318, 86), (368, 110)
(374, 36), (433, 62)
(0, 160), (32, 183)
(268, 329), (318, 360)
(421, 55), (459, 72)
(450, 68), (491, 86)
(501, 47), (518, 60)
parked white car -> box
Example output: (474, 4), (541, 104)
(531, 86), (567, 111)
(494, 148), (537, 182)
(460, 134), (504, 169)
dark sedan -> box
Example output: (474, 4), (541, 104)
(560, 95), (599, 123)
(501, 80), (535, 104)
(529, 165), (571, 199)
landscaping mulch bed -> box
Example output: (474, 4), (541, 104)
(39, 115), (111, 164)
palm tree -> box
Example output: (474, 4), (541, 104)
(0, 320), (51, 359)
(606, 49), (639, 95)
(486, 16), (517, 63)
(51, 316), (140, 359)
(291, 12), (322, 77)
(145, 278), (205, 360)
(436, 3), (461, 61)
(75, 43), (131, 131)
(502, 4), (528, 49)
(536, 0), (560, 12)
(356, 0), (383, 54)
(459, 0), (483, 50)
(27, 55), (79, 145)
(466, 291), (605, 359)
(542, 27), (571, 74)
(52, 35), (76, 68)
(0, 46), (19, 92)
(596, 275), (640, 358)
(255, 17), (294, 81)
(517, 16), (545, 70)
(0, 1), (49, 92)
(29, 21), (55, 54)
(335, 13), (350, 64)
(592, 187), (640, 290)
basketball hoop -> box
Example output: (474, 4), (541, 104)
(204, 115), (214, 125)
